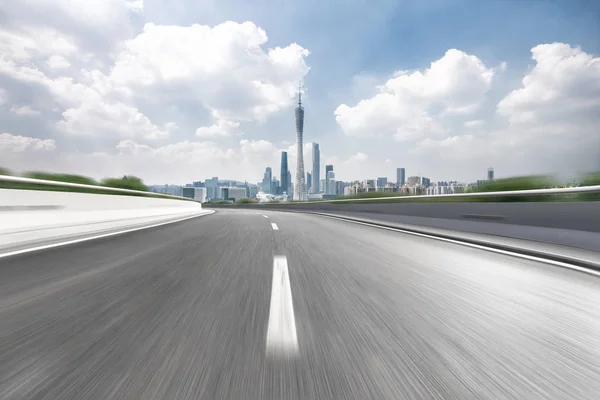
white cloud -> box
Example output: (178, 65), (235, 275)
(0, 26), (78, 61)
(491, 43), (600, 175)
(116, 139), (235, 160)
(127, 0), (144, 12)
(464, 119), (485, 128)
(98, 138), (280, 183)
(18, 0), (143, 29)
(10, 105), (41, 116)
(411, 43), (600, 178)
(334, 42), (600, 180)
(107, 21), (310, 121)
(46, 55), (71, 69)
(0, 44), (176, 140)
(335, 49), (497, 141)
(0, 133), (56, 152)
(58, 101), (176, 140)
(0, 17), (310, 148)
(196, 120), (240, 138)
(497, 43), (600, 125)
(347, 152), (368, 162)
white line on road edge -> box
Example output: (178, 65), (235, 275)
(263, 215), (269, 219)
(271, 223), (279, 231)
(266, 256), (299, 357)
(312, 212), (600, 278)
(0, 210), (215, 259)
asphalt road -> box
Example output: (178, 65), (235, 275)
(218, 201), (600, 232)
(1, 209), (600, 399)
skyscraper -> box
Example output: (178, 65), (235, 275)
(487, 167), (494, 181)
(294, 86), (307, 201)
(306, 172), (312, 193)
(326, 170), (335, 195)
(325, 164), (333, 177)
(262, 167), (272, 194)
(396, 168), (406, 187)
(312, 143), (320, 193)
(280, 151), (288, 194)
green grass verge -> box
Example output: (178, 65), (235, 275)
(0, 180), (187, 199)
(0, 170), (192, 200)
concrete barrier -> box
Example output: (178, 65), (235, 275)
(0, 189), (209, 256)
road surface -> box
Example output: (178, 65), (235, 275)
(1, 209), (599, 399)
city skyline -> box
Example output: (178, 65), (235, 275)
(152, 162), (498, 202)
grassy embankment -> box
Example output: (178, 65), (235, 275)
(0, 168), (181, 199)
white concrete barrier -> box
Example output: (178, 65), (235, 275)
(0, 189), (210, 256)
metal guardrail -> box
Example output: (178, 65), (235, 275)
(0, 175), (189, 201)
(291, 185), (600, 204)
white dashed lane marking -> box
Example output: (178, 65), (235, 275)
(266, 256), (298, 357)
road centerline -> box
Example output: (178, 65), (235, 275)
(266, 256), (298, 357)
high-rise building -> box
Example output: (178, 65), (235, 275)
(262, 167), (272, 194)
(182, 187), (206, 202)
(325, 164), (333, 177)
(336, 181), (345, 196)
(407, 176), (420, 186)
(326, 170), (336, 195)
(248, 184), (258, 198)
(396, 168), (406, 187)
(280, 151), (288, 194)
(287, 170), (292, 195)
(377, 177), (387, 189)
(294, 86), (308, 201)
(488, 167), (494, 181)
(205, 177), (219, 200)
(312, 143), (320, 193)
(306, 172), (312, 193)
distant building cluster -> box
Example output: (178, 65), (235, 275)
(149, 82), (498, 203)
(148, 178), (259, 203)
(148, 165), (498, 204)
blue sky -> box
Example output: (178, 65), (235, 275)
(1, 0), (599, 184)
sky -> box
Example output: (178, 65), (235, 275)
(1, 0), (599, 185)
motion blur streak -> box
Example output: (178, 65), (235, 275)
(1, 209), (599, 399)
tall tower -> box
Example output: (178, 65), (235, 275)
(294, 84), (308, 201)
